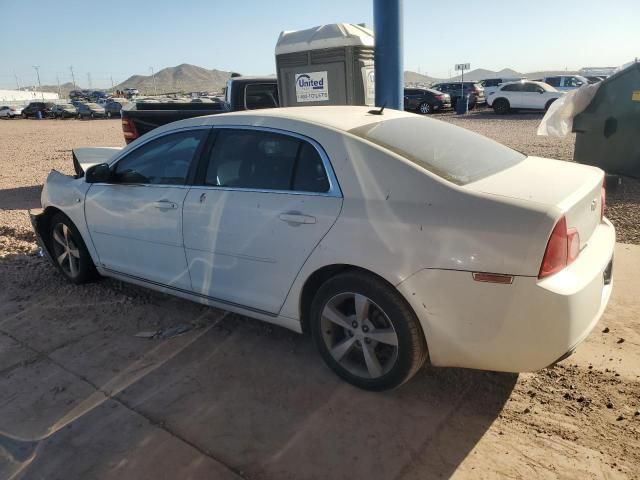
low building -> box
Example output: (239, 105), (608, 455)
(0, 89), (60, 102)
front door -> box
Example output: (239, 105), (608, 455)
(85, 128), (208, 288)
(183, 127), (342, 314)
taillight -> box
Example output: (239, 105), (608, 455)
(601, 181), (606, 221)
(122, 117), (138, 144)
(539, 216), (581, 279)
(435, 94), (444, 100)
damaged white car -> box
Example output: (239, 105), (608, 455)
(31, 106), (615, 390)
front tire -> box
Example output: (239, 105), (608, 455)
(545, 99), (557, 111)
(310, 271), (427, 391)
(418, 102), (432, 114)
(493, 98), (510, 114)
(49, 213), (98, 284)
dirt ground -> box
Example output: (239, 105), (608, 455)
(0, 116), (639, 480)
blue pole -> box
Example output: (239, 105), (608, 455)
(374, 0), (403, 110)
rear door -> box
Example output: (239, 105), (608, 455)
(85, 128), (208, 288)
(183, 126), (342, 314)
(521, 82), (546, 109)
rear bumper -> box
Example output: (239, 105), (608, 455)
(397, 218), (616, 372)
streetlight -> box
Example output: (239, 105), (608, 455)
(33, 65), (43, 101)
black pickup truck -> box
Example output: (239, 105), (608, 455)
(121, 76), (279, 143)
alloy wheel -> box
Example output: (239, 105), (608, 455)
(419, 102), (431, 114)
(320, 292), (399, 379)
(51, 223), (81, 278)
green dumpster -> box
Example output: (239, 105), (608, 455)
(573, 61), (640, 178)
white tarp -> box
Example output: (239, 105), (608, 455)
(537, 82), (601, 137)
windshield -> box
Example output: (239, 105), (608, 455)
(349, 117), (525, 185)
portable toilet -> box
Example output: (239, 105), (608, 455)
(275, 23), (375, 107)
(573, 61), (640, 178)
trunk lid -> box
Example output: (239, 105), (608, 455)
(466, 156), (604, 247)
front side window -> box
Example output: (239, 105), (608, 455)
(245, 84), (279, 110)
(114, 130), (206, 185)
(204, 129), (330, 193)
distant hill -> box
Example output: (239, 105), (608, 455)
(404, 71), (443, 84)
(524, 70), (580, 80)
(21, 82), (76, 98)
(114, 64), (233, 95)
(448, 68), (523, 82)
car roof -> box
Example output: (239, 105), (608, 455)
(143, 106), (415, 139)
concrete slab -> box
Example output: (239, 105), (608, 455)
(10, 399), (241, 480)
(119, 316), (516, 480)
(0, 334), (37, 373)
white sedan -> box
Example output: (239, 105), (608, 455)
(31, 106), (615, 390)
(488, 80), (565, 114)
(0, 105), (22, 118)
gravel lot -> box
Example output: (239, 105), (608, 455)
(0, 116), (639, 479)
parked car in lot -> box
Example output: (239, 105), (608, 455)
(585, 76), (604, 84)
(430, 82), (485, 109)
(0, 105), (23, 118)
(480, 77), (527, 101)
(104, 99), (126, 118)
(50, 104), (78, 119)
(76, 102), (106, 119)
(121, 76), (278, 143)
(488, 80), (565, 114)
(540, 75), (589, 91)
(21, 102), (54, 118)
(31, 106), (614, 391)
(403, 88), (451, 114)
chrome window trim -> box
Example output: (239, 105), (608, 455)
(203, 124), (343, 198)
(107, 125), (213, 167)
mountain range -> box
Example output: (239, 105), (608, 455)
(25, 64), (584, 98)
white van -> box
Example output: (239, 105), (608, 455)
(541, 75), (589, 91)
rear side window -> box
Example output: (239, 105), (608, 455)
(523, 83), (544, 93)
(349, 117), (525, 185)
(501, 83), (523, 92)
(245, 84), (279, 110)
(545, 77), (561, 87)
(114, 130), (206, 185)
(204, 129), (330, 193)
(482, 79), (500, 87)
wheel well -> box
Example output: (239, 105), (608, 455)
(298, 264), (398, 334)
(493, 97), (509, 105)
(36, 206), (67, 252)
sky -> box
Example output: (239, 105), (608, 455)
(1, 0), (638, 89)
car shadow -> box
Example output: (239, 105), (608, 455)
(0, 249), (518, 480)
(0, 185), (42, 210)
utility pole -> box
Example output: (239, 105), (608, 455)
(110, 75), (115, 91)
(56, 75), (61, 98)
(33, 65), (43, 100)
(14, 73), (21, 90)
(69, 66), (76, 90)
(87, 72), (92, 89)
(150, 66), (157, 96)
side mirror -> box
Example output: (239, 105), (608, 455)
(85, 163), (112, 183)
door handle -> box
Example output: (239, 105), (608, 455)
(278, 212), (316, 225)
(152, 200), (178, 210)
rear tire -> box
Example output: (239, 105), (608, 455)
(310, 271), (427, 391)
(493, 98), (510, 114)
(418, 102), (432, 114)
(49, 213), (98, 284)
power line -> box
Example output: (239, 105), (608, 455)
(33, 66), (43, 101)
(70, 66), (76, 90)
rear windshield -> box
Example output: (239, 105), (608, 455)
(349, 117), (525, 185)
